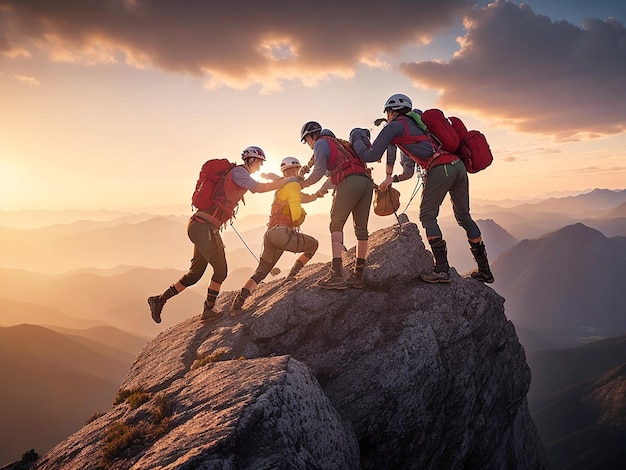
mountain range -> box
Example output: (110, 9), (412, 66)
(0, 324), (147, 466)
(2, 189), (623, 337)
(526, 335), (626, 469)
(1, 188), (626, 468)
(492, 223), (626, 348)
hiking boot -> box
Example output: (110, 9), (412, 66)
(200, 300), (223, 323)
(346, 271), (364, 289)
(420, 270), (451, 284)
(284, 260), (304, 283)
(429, 238), (450, 274)
(470, 269), (495, 283)
(148, 296), (165, 324)
(316, 271), (347, 290)
(230, 292), (246, 317)
(469, 240), (494, 283)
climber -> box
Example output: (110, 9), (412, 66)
(230, 157), (324, 314)
(299, 121), (374, 290)
(349, 94), (494, 284)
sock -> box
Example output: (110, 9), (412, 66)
(206, 288), (219, 307)
(160, 284), (178, 302)
(291, 259), (304, 272)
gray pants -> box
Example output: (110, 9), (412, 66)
(419, 161), (481, 240)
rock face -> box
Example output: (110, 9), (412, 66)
(29, 221), (548, 470)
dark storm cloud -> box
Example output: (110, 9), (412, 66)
(401, 1), (626, 139)
(0, 0), (472, 87)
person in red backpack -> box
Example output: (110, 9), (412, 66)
(230, 157), (323, 313)
(349, 94), (494, 284)
(300, 121), (374, 290)
(148, 146), (295, 324)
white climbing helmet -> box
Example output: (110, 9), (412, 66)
(280, 157), (301, 172)
(383, 93), (412, 112)
(241, 146), (266, 161)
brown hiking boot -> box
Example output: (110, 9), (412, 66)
(346, 270), (364, 289)
(316, 271), (347, 290)
(284, 260), (304, 283)
(148, 296), (165, 324)
(230, 292), (246, 317)
(200, 300), (223, 322)
(470, 269), (495, 283)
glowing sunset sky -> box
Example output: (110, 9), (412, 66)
(1, 0), (625, 212)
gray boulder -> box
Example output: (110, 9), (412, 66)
(30, 221), (548, 469)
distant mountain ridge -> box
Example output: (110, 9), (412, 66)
(0, 298), (107, 330)
(527, 335), (626, 469)
(1, 188), (625, 275)
(510, 188), (626, 215)
(0, 215), (516, 336)
(473, 188), (626, 239)
(528, 335), (626, 410)
(492, 223), (626, 343)
(0, 324), (141, 466)
(600, 201), (626, 219)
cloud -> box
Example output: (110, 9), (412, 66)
(7, 73), (40, 86)
(565, 166), (626, 175)
(0, 72), (40, 85)
(401, 1), (626, 139)
(0, 0), (472, 92)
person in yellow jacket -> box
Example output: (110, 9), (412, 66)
(230, 157), (326, 314)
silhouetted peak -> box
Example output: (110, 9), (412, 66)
(543, 223), (605, 244)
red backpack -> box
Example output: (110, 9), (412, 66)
(449, 116), (493, 173)
(449, 116), (467, 139)
(420, 109), (461, 153)
(191, 159), (237, 210)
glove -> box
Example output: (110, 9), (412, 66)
(260, 172), (281, 182)
(349, 128), (371, 146)
(379, 175), (393, 191)
(374, 117), (387, 127)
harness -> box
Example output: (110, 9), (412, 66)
(268, 196), (294, 228)
(391, 115), (458, 171)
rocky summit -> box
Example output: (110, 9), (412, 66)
(25, 220), (548, 470)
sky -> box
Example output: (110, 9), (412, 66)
(1, 0), (625, 214)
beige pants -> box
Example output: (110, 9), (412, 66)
(251, 226), (318, 283)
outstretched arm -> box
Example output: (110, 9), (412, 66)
(252, 176), (298, 193)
